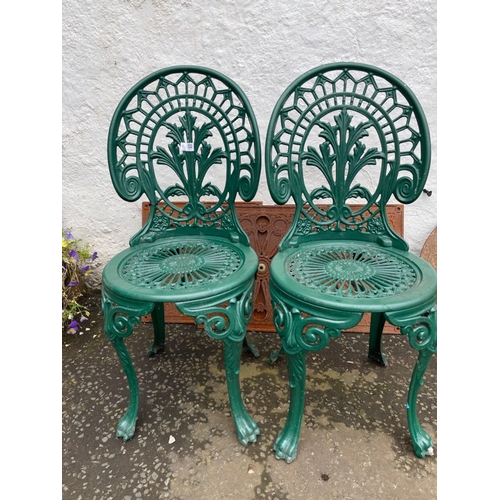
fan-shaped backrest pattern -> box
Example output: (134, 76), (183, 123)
(108, 66), (261, 246)
(265, 63), (431, 251)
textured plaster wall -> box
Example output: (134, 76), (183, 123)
(62, 0), (437, 286)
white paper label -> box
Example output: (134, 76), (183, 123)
(180, 142), (194, 152)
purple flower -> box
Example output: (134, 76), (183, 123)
(80, 265), (91, 276)
(67, 280), (79, 287)
(64, 231), (75, 241)
(69, 250), (79, 263)
(67, 320), (79, 334)
(92, 252), (98, 261)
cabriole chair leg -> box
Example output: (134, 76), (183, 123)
(110, 336), (139, 440)
(407, 347), (435, 457)
(368, 312), (388, 366)
(387, 307), (437, 457)
(272, 350), (307, 463)
(177, 281), (261, 446)
(102, 289), (154, 441)
(223, 336), (260, 445)
(148, 302), (166, 357)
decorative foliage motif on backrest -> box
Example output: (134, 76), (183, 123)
(265, 63), (431, 250)
(108, 66), (261, 245)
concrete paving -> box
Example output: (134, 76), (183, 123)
(62, 296), (437, 499)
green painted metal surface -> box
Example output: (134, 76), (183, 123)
(102, 66), (261, 446)
(265, 63), (437, 463)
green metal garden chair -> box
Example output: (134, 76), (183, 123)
(102, 66), (261, 446)
(265, 63), (437, 463)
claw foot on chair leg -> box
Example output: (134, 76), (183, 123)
(268, 347), (283, 365)
(234, 414), (260, 446)
(243, 337), (260, 358)
(147, 341), (165, 357)
(273, 430), (299, 463)
(368, 350), (387, 366)
(413, 438), (434, 458)
(409, 416), (434, 458)
(414, 440), (434, 458)
(116, 413), (136, 441)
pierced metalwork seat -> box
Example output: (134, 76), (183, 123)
(265, 63), (437, 463)
(102, 66), (261, 446)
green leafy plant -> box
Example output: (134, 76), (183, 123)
(62, 230), (98, 334)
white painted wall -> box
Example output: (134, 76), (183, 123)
(62, 0), (437, 287)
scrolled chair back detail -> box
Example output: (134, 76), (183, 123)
(108, 66), (261, 246)
(265, 63), (431, 251)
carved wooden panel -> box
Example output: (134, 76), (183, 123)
(141, 202), (404, 334)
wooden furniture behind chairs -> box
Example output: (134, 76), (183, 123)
(142, 201), (404, 334)
(101, 66), (262, 447)
(264, 62), (437, 463)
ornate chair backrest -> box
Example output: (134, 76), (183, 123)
(108, 66), (261, 246)
(265, 63), (431, 251)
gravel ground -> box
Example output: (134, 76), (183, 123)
(62, 296), (437, 499)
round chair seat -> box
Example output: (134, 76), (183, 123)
(103, 236), (258, 303)
(270, 240), (437, 313)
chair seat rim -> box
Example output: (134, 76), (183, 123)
(270, 240), (437, 313)
(102, 235), (258, 303)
